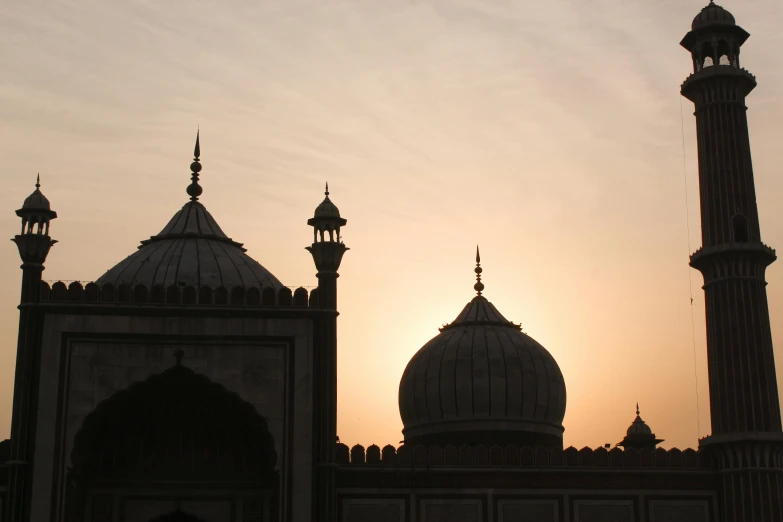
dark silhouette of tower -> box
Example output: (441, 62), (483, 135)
(681, 2), (783, 519)
(306, 183), (347, 522)
(5, 176), (57, 522)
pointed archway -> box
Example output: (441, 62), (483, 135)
(65, 364), (278, 520)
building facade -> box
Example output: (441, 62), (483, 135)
(1, 2), (781, 521)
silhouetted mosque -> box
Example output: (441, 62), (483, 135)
(1, 2), (781, 521)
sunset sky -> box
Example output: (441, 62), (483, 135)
(1, 0), (783, 451)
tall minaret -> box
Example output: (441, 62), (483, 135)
(681, 3), (783, 519)
(306, 183), (348, 522)
(4, 176), (57, 522)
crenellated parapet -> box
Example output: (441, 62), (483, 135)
(336, 443), (707, 469)
(38, 280), (320, 308)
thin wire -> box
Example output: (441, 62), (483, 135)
(680, 95), (702, 440)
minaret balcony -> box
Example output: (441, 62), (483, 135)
(12, 234), (57, 267)
(681, 66), (757, 101)
(690, 242), (776, 275)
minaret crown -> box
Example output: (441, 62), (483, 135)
(306, 183), (349, 303)
(16, 175), (57, 236)
(13, 175), (58, 268)
(307, 182), (347, 244)
(681, 2), (748, 73)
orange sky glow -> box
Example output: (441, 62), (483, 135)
(1, 0), (783, 451)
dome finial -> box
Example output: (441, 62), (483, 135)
(636, 402), (640, 416)
(36, 173), (40, 189)
(325, 181), (330, 197)
(187, 129), (203, 201)
(474, 245), (484, 296)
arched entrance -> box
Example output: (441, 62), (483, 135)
(65, 364), (278, 521)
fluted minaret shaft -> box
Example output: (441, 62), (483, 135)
(684, 66), (781, 435)
(700, 251), (779, 434)
(690, 76), (760, 247)
(4, 265), (46, 522)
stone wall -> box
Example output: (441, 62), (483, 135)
(337, 444), (716, 521)
(339, 491), (714, 522)
(86, 489), (275, 522)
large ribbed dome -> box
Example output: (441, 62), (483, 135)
(96, 201), (283, 289)
(399, 256), (566, 448)
(96, 134), (282, 291)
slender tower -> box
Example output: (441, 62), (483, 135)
(306, 183), (348, 522)
(681, 3), (783, 519)
(4, 176), (57, 522)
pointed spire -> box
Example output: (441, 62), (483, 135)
(187, 129), (203, 201)
(636, 403), (640, 416)
(35, 173), (40, 190)
(325, 181), (330, 197)
(474, 245), (484, 296)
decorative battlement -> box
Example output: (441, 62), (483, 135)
(336, 444), (707, 469)
(38, 280), (319, 308)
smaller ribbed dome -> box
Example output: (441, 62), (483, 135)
(627, 416), (653, 436)
(23, 189), (51, 211)
(692, 2), (735, 30)
(21, 175), (53, 212)
(15, 176), (57, 234)
(618, 404), (663, 450)
(314, 183), (341, 219)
